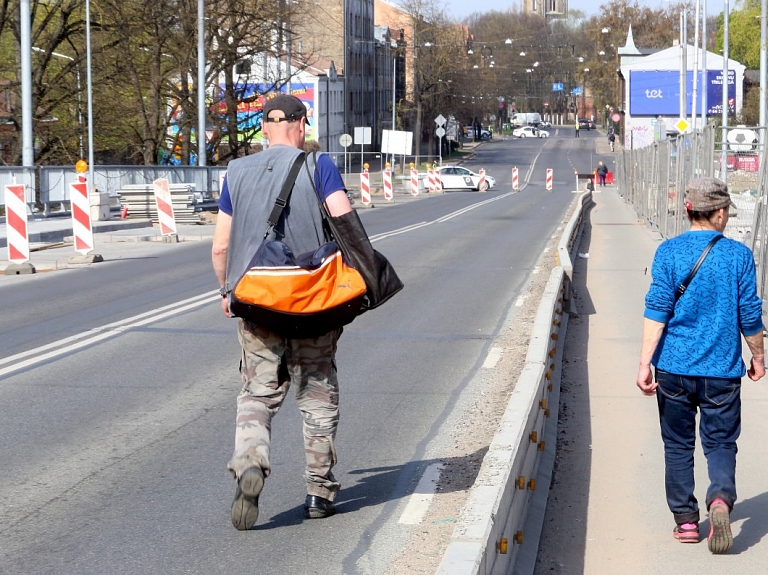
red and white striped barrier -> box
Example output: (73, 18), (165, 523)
(70, 178), (94, 254)
(411, 167), (419, 196)
(478, 168), (486, 192)
(4, 183), (29, 264)
(360, 168), (371, 205)
(383, 166), (393, 201)
(428, 168), (436, 193)
(512, 167), (519, 191)
(153, 178), (178, 236)
(434, 168), (442, 191)
(546, 169), (553, 191)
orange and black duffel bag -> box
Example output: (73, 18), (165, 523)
(229, 153), (366, 338)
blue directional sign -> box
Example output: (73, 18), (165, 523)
(572, 86), (583, 95)
(552, 82), (564, 92)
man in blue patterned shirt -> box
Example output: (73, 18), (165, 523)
(637, 177), (765, 554)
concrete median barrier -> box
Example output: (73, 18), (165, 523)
(436, 190), (593, 575)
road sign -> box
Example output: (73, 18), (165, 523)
(611, 113), (621, 122)
(435, 127), (446, 138)
(543, 101), (549, 107)
(434, 114), (446, 127)
(552, 83), (564, 92)
(354, 127), (372, 145)
(675, 119), (689, 133)
(339, 134), (352, 148)
(572, 87), (583, 95)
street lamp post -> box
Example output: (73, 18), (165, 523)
(197, 0), (206, 166)
(85, 0), (94, 187)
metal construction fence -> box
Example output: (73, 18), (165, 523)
(616, 124), (768, 315)
(0, 165), (227, 214)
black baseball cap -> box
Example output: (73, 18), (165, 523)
(263, 94), (310, 125)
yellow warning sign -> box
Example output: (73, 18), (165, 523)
(675, 119), (690, 133)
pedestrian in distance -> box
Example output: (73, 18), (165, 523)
(608, 131), (616, 152)
(575, 122), (580, 138)
(596, 161), (608, 186)
(636, 177), (765, 554)
(212, 94), (355, 530)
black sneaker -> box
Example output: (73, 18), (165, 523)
(304, 495), (336, 519)
(231, 466), (264, 530)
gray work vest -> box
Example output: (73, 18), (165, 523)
(224, 146), (326, 291)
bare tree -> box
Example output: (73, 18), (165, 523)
(0, 0), (91, 165)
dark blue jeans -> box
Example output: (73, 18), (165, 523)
(655, 369), (741, 525)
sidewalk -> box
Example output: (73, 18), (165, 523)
(534, 187), (768, 573)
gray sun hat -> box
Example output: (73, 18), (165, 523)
(684, 177), (736, 212)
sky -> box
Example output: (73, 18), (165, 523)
(440, 0), (727, 20)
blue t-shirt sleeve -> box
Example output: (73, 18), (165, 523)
(218, 174), (232, 216)
(314, 154), (346, 201)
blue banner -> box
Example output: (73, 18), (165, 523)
(629, 70), (735, 116)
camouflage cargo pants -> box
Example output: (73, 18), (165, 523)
(228, 320), (341, 501)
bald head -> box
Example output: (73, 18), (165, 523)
(262, 109), (306, 148)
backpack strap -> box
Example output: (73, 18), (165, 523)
(674, 234), (724, 302)
(264, 152), (306, 237)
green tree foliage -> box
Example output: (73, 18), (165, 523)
(715, 0), (760, 69)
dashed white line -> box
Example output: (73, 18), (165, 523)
(483, 346), (503, 369)
(398, 462), (444, 525)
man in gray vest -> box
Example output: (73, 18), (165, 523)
(212, 94), (353, 530)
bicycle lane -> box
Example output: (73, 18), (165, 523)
(533, 188), (768, 574)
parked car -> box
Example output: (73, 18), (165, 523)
(578, 119), (594, 130)
(539, 120), (552, 128)
(462, 127), (492, 139)
(424, 165), (496, 191)
(512, 126), (549, 138)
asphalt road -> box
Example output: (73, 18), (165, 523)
(0, 129), (603, 574)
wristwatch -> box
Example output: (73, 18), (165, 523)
(219, 286), (228, 298)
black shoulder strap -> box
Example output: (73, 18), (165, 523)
(674, 234), (724, 302)
(264, 152), (306, 236)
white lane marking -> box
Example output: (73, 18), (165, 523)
(523, 144), (548, 187)
(483, 346), (503, 369)
(437, 193), (514, 223)
(369, 222), (432, 243)
(0, 293), (218, 379)
(398, 462), (444, 525)
(2, 191), (521, 377)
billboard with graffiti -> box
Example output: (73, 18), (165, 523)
(161, 81), (317, 165)
(214, 82), (317, 142)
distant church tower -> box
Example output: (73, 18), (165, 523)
(523, 0), (567, 19)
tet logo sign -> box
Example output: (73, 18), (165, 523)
(645, 89), (663, 98)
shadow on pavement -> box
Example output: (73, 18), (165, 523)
(255, 448), (488, 530)
(730, 490), (768, 553)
